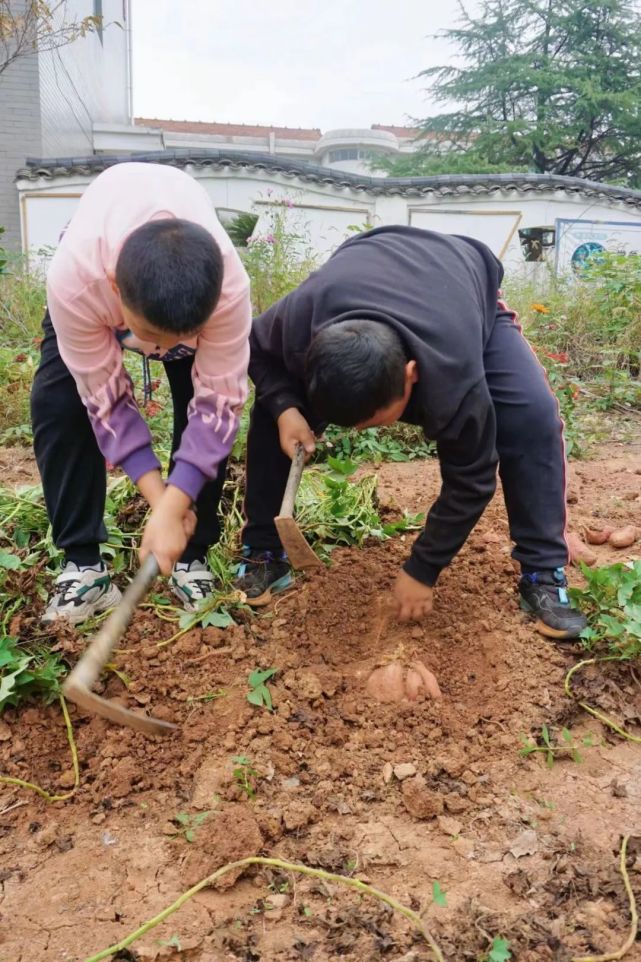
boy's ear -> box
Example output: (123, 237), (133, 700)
(107, 272), (120, 297)
(406, 360), (419, 384)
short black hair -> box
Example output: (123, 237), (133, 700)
(115, 218), (223, 335)
(305, 319), (407, 426)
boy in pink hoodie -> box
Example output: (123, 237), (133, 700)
(31, 162), (251, 623)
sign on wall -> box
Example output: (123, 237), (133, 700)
(555, 218), (641, 273)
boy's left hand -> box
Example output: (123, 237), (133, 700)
(140, 486), (195, 575)
(393, 570), (434, 622)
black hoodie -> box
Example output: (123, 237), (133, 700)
(249, 225), (507, 586)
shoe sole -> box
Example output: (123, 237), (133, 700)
(243, 574), (295, 608)
(520, 598), (578, 640)
(42, 583), (123, 626)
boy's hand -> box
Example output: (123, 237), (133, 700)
(393, 570), (434, 622)
(140, 486), (195, 575)
(277, 407), (316, 460)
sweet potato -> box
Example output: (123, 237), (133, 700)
(411, 660), (443, 700)
(366, 660), (442, 703)
(567, 532), (597, 567)
(366, 663), (405, 703)
(583, 525), (614, 545)
(608, 525), (638, 548)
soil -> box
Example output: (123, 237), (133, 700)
(1, 440), (641, 962)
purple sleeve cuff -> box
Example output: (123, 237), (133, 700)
(168, 460), (209, 502)
(120, 446), (162, 484)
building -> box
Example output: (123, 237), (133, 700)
(0, 0), (132, 248)
(17, 152), (641, 274)
(93, 118), (420, 176)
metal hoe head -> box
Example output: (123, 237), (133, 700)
(274, 516), (323, 570)
(62, 554), (178, 735)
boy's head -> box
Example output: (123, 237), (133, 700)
(113, 218), (223, 348)
(305, 320), (418, 428)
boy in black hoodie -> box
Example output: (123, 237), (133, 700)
(236, 226), (586, 639)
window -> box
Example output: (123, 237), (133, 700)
(519, 226), (555, 262)
(328, 148), (366, 162)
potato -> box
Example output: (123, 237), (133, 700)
(608, 525), (638, 548)
(583, 525), (614, 545)
(567, 532), (597, 567)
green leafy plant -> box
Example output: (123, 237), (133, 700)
(519, 724), (591, 768)
(432, 881), (447, 907)
(322, 424), (434, 463)
(571, 560), (641, 659)
(486, 936), (512, 962)
(172, 810), (211, 843)
(0, 636), (65, 710)
(247, 667), (277, 711)
(240, 198), (318, 314)
(232, 754), (260, 799)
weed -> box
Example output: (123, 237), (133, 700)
(571, 560), (641, 659)
(186, 690), (226, 704)
(432, 881), (447, 907)
(232, 755), (259, 799)
(485, 936), (512, 962)
(519, 724), (587, 767)
(172, 810), (211, 843)
(247, 668), (277, 711)
(0, 636), (65, 710)
(240, 198), (318, 314)
(157, 935), (182, 950)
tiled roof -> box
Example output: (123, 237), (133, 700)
(371, 124), (421, 138)
(135, 118), (322, 140)
(17, 150), (641, 210)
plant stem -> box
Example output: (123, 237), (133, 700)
(572, 836), (637, 962)
(565, 658), (641, 745)
(0, 693), (79, 802)
(81, 856), (445, 962)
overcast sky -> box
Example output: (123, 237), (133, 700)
(131, 0), (468, 130)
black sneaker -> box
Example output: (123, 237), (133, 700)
(519, 567), (588, 640)
(235, 548), (294, 607)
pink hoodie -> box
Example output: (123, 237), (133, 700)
(46, 162), (251, 502)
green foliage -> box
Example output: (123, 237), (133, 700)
(322, 424), (434, 463)
(172, 810), (211, 843)
(0, 635), (65, 710)
(225, 212), (259, 248)
(247, 667), (277, 711)
(408, 0), (641, 185)
(374, 148), (525, 178)
(487, 937), (512, 962)
(432, 880), (447, 906)
(519, 724), (591, 767)
(232, 754), (259, 799)
(571, 560), (641, 658)
(240, 199), (318, 313)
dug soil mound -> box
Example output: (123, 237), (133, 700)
(1, 448), (641, 961)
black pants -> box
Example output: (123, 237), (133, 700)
(31, 312), (227, 566)
(243, 309), (569, 572)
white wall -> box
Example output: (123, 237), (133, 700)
(38, 0), (131, 157)
(16, 162), (641, 274)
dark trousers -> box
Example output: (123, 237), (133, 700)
(31, 312), (226, 566)
(243, 309), (569, 572)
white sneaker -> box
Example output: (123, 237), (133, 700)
(170, 559), (214, 611)
(42, 562), (122, 626)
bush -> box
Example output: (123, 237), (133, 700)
(240, 200), (318, 314)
